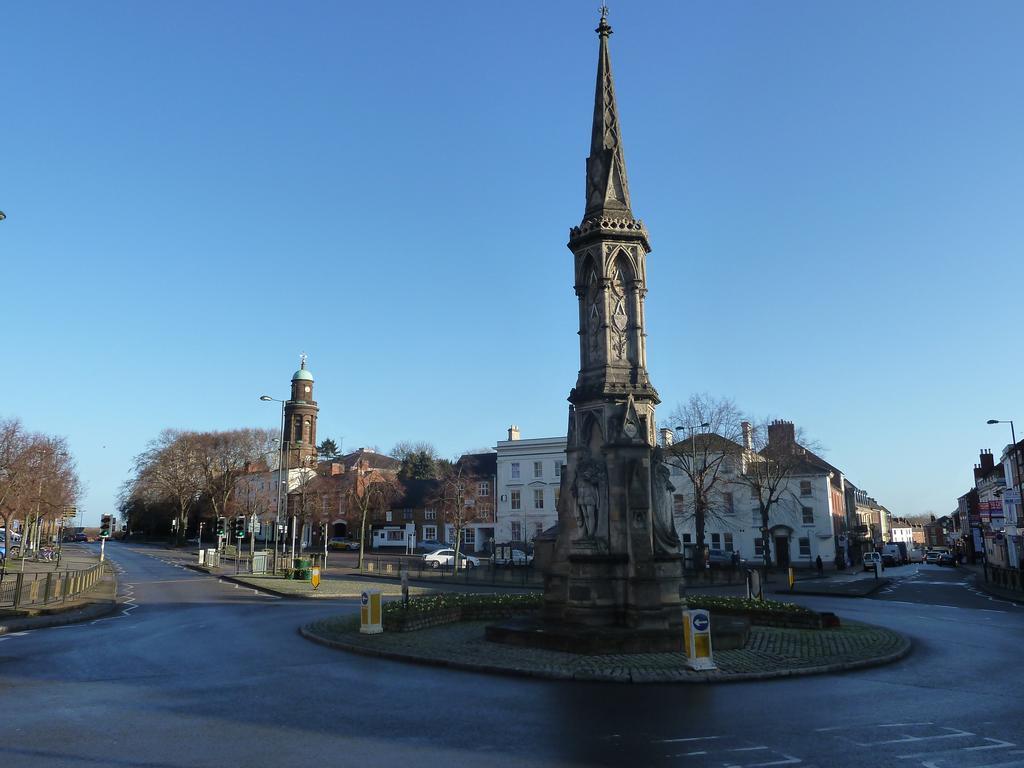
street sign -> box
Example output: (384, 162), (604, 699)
(311, 566), (321, 590)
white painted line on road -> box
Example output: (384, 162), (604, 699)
(736, 755), (802, 767)
(895, 737), (1016, 758)
(966, 739), (1019, 752)
(923, 753), (1024, 768)
(852, 727), (974, 746)
(879, 723), (935, 728)
(730, 746), (770, 752)
(653, 736), (720, 743)
(980, 609), (1008, 614)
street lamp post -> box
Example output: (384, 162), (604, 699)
(261, 395), (287, 573)
(675, 422), (711, 569)
(987, 419), (1024, 567)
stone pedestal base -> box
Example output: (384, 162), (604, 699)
(534, 552), (685, 653)
(486, 615), (683, 654)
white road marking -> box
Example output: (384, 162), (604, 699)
(653, 736), (720, 743)
(852, 727), (974, 746)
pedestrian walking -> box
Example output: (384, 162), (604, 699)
(815, 554), (824, 577)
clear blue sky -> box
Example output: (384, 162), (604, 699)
(3, 1), (1022, 525)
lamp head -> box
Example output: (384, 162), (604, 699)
(987, 419), (1000, 425)
(260, 395), (274, 402)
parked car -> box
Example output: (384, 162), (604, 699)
(423, 548), (480, 569)
(908, 548), (925, 563)
(328, 537), (359, 551)
(415, 539), (445, 553)
(924, 550), (941, 564)
(706, 549), (744, 568)
(494, 549), (533, 567)
(937, 552), (959, 567)
(882, 544), (903, 566)
(863, 551), (883, 571)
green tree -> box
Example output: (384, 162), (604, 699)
(317, 438), (341, 461)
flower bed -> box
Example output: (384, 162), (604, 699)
(383, 593), (542, 632)
(381, 592), (829, 632)
(685, 596), (825, 630)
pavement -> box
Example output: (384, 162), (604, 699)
(301, 615), (910, 683)
(0, 545), (120, 632)
(3, 544), (1024, 768)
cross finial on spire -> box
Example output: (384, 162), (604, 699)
(300, 352), (307, 369)
(597, 5), (611, 35)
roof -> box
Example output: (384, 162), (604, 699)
(457, 452), (497, 477)
(392, 478), (440, 509)
(339, 448), (400, 472)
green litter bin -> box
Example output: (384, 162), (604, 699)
(293, 558), (312, 581)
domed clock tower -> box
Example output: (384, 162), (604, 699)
(284, 354), (318, 469)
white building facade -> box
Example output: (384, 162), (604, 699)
(494, 426), (566, 546)
(662, 436), (839, 569)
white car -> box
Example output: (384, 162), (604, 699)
(423, 548), (480, 569)
(862, 551), (883, 572)
(494, 549), (533, 567)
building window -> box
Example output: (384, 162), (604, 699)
(754, 537), (764, 557)
(478, 482), (490, 497)
(682, 533), (692, 544)
(510, 462), (520, 480)
(424, 509), (436, 521)
(385, 510), (393, 522)
(673, 495), (686, 515)
(403, 508), (413, 521)
(534, 461), (543, 478)
(723, 492), (734, 514)
(800, 480), (812, 497)
(422, 525), (436, 541)
(511, 490), (521, 510)
(711, 533), (721, 549)
(799, 537), (811, 556)
(802, 506), (814, 525)
(554, 487), (560, 509)
(752, 510), (760, 526)
(554, 461), (562, 478)
(724, 533), (733, 552)
(533, 522), (543, 539)
(510, 521), (522, 542)
(464, 528), (476, 546)
(533, 489), (544, 509)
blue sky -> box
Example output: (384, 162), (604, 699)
(3, 1), (1022, 525)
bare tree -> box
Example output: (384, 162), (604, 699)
(341, 464), (401, 568)
(195, 429), (276, 543)
(662, 395), (745, 568)
(431, 460), (484, 569)
(737, 419), (820, 578)
(131, 429), (204, 545)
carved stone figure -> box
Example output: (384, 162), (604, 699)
(651, 447), (680, 554)
(572, 458), (604, 539)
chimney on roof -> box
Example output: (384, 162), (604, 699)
(659, 428), (674, 447)
(767, 420), (795, 448)
(508, 425), (520, 441)
(979, 449), (995, 472)
(741, 421), (753, 451)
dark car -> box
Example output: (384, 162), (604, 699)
(706, 549), (744, 568)
(937, 552), (958, 567)
(72, 533), (88, 542)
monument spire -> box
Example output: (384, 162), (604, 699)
(585, 5), (632, 218)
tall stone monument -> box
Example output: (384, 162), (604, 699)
(539, 8), (685, 651)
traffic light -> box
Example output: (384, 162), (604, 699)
(215, 517), (226, 537)
(232, 516), (246, 539)
(99, 515), (112, 539)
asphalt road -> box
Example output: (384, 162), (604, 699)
(0, 545), (1021, 768)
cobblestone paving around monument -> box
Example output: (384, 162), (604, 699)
(301, 617), (911, 683)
